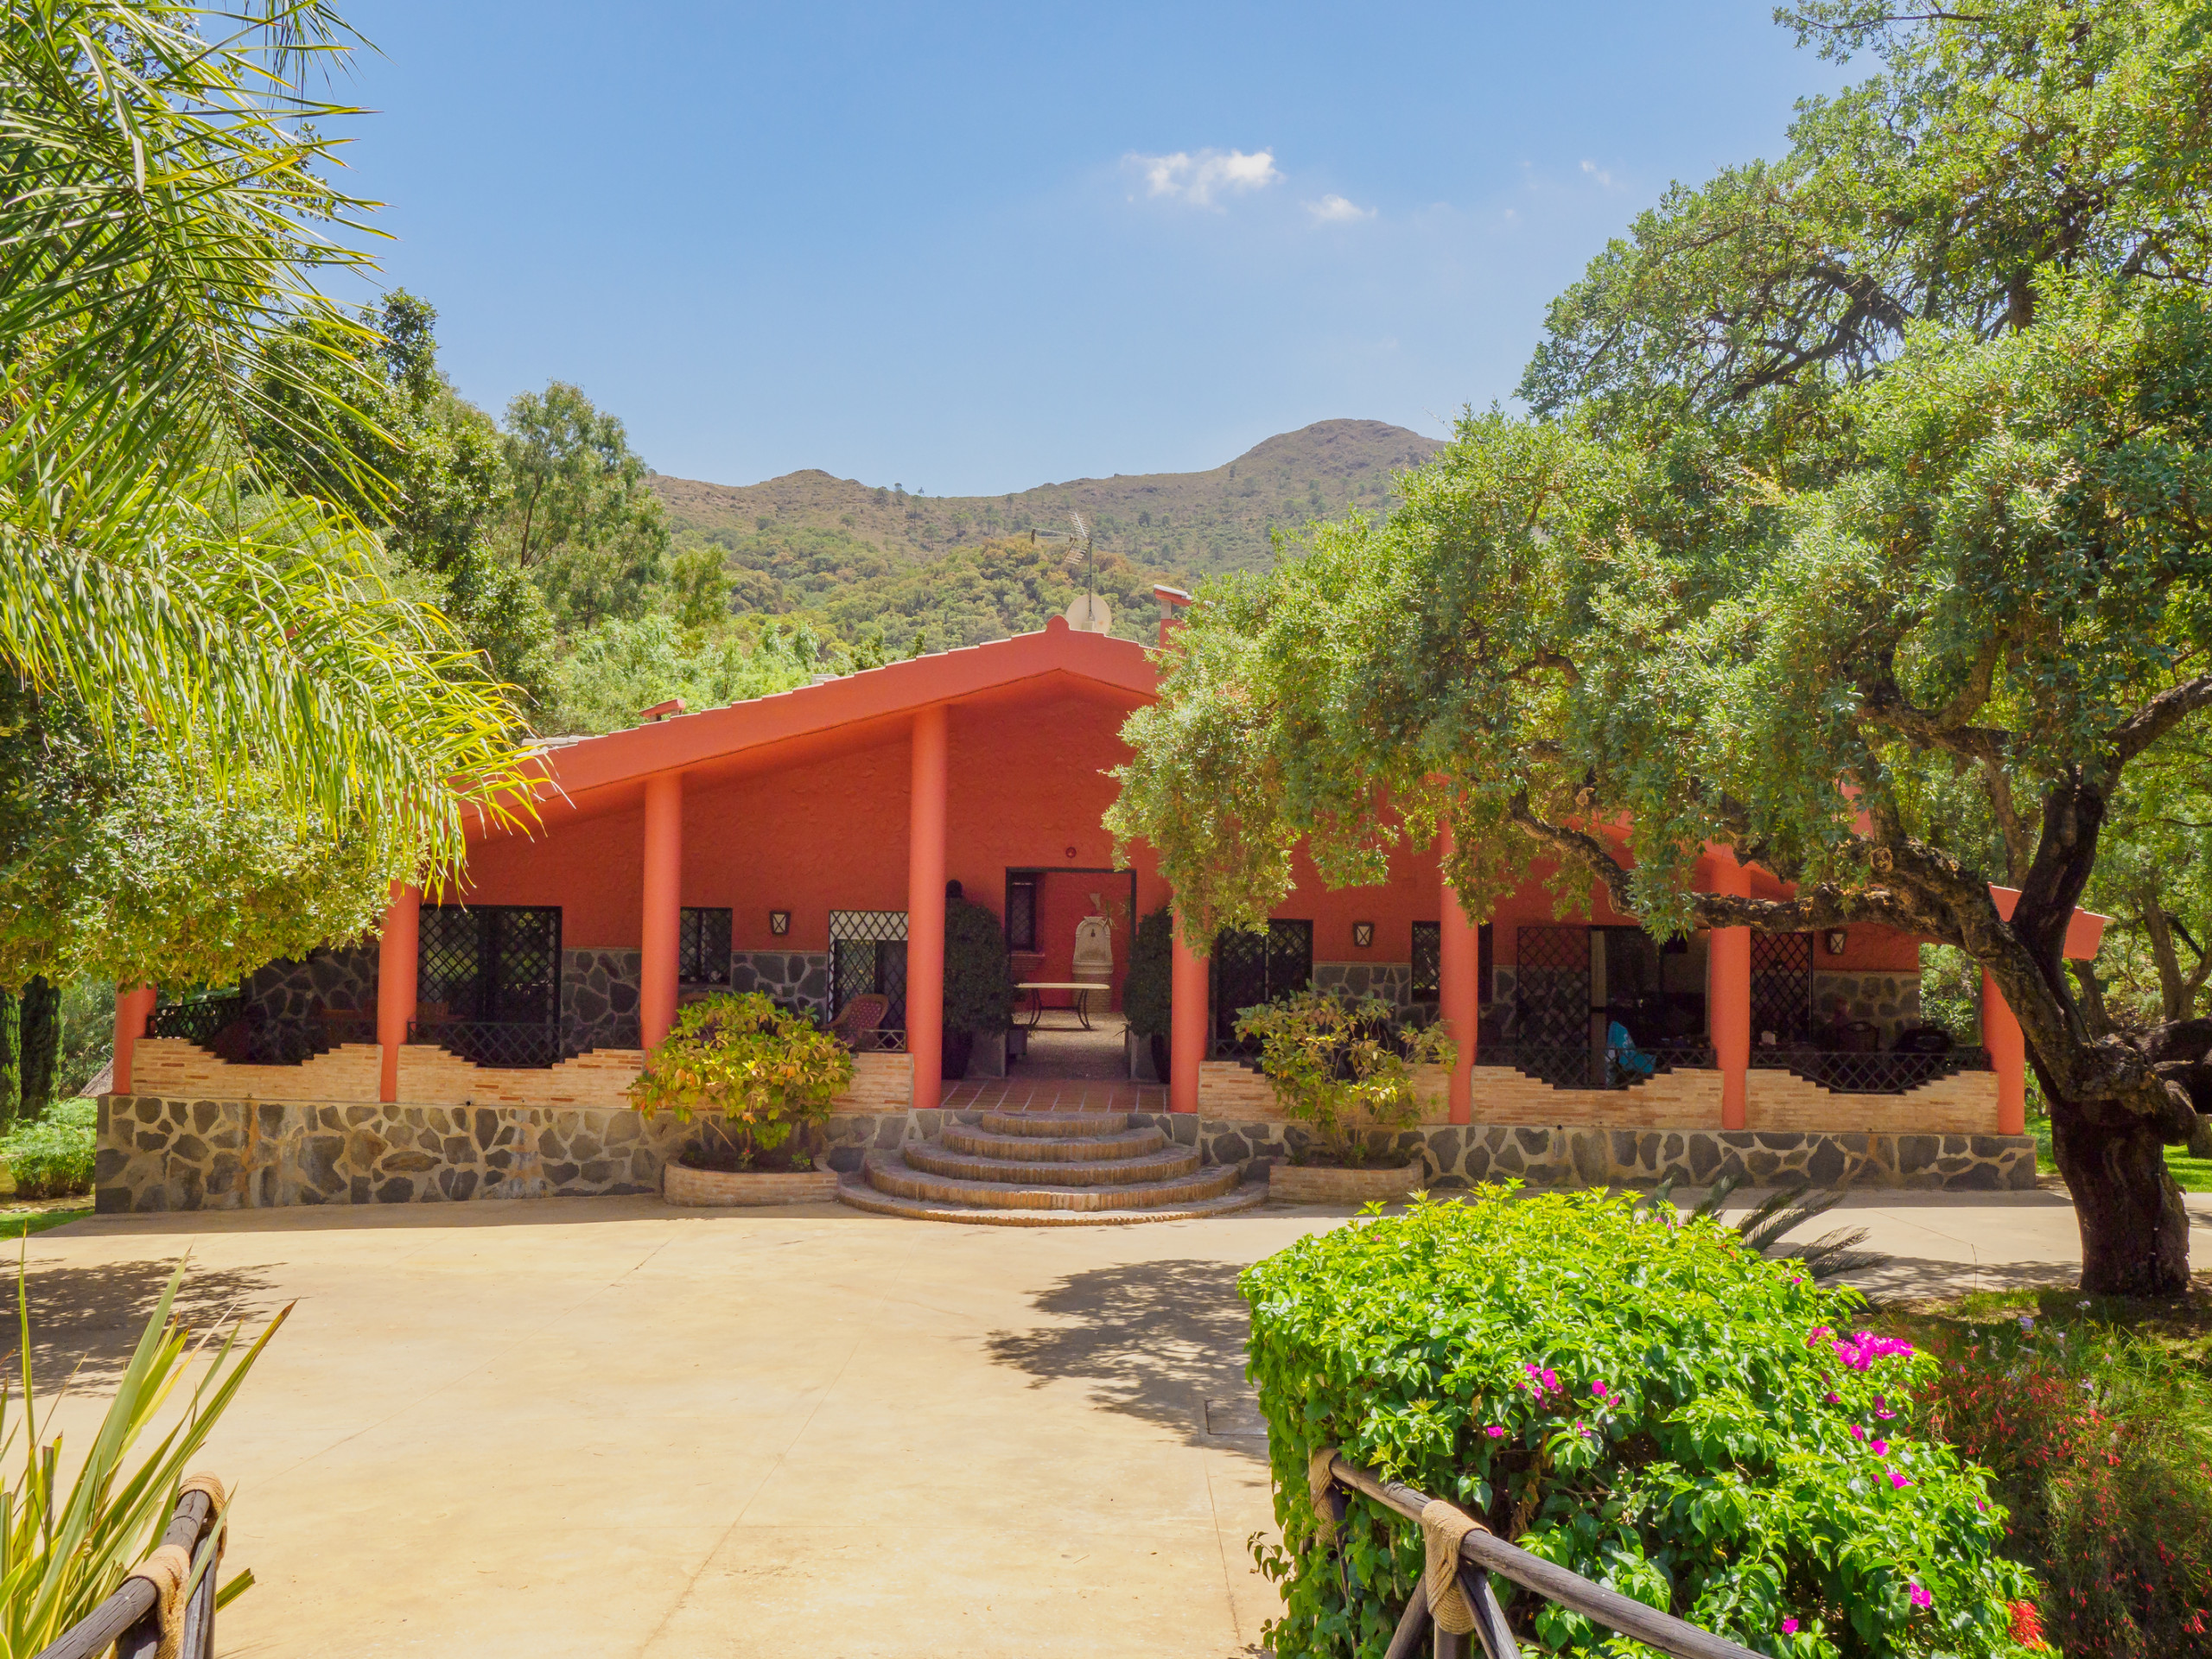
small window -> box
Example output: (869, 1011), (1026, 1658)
(1411, 921), (1440, 1000)
(679, 907), (732, 985)
(1006, 875), (1038, 951)
(1412, 921), (1495, 1003)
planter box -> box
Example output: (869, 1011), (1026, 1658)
(1127, 1029), (1166, 1083)
(1268, 1160), (1427, 1205)
(967, 1029), (1008, 1079)
(664, 1160), (840, 1206)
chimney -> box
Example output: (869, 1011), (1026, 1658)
(637, 698), (686, 724)
(1153, 585), (1192, 651)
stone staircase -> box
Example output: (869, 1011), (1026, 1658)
(836, 1109), (1266, 1225)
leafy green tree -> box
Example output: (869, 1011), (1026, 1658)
(1109, 1), (2212, 1294)
(0, 686), (392, 993)
(669, 542), (733, 629)
(500, 383), (670, 628)
(0, 1), (535, 880)
(543, 616), (822, 736)
(251, 292), (557, 710)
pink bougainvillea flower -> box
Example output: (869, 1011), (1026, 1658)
(1891, 1470), (1912, 1490)
(1807, 1326), (1834, 1347)
(1848, 1425), (1866, 1440)
(1824, 1391), (1840, 1404)
(1876, 1408), (1896, 1420)
(1485, 1426), (1507, 1439)
(1869, 1439), (1890, 1456)
(1592, 1381), (1610, 1398)
(1909, 1583), (1932, 1609)
(1781, 1618), (1800, 1635)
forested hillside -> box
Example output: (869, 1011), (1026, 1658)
(655, 419), (1437, 572)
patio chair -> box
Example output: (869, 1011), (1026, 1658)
(1606, 1020), (1657, 1085)
(828, 993), (892, 1052)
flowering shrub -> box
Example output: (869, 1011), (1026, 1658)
(1241, 1190), (2037, 1658)
(626, 993), (853, 1170)
(1908, 1309), (2212, 1657)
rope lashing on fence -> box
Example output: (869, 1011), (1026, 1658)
(1419, 1498), (1486, 1635)
(121, 1476), (229, 1659)
(121, 1545), (191, 1659)
(1307, 1446), (1344, 1543)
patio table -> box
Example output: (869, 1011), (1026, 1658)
(1016, 981), (1109, 1031)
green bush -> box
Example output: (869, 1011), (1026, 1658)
(1, 1097), (96, 1198)
(943, 893), (1017, 1034)
(627, 994), (852, 1170)
(1236, 989), (1454, 1166)
(1241, 1192), (2036, 1658)
(1124, 906), (1173, 1039)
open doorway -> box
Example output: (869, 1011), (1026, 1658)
(1003, 867), (1139, 1078)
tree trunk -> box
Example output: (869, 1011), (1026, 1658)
(2051, 1104), (2191, 1295)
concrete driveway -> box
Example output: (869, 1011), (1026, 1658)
(12, 1187), (2202, 1657)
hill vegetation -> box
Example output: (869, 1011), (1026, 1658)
(652, 418), (1440, 647)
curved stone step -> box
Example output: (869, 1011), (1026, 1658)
(941, 1123), (1166, 1162)
(976, 1110), (1130, 1138)
(836, 1174), (1268, 1227)
(905, 1139), (1199, 1185)
(860, 1149), (1240, 1211)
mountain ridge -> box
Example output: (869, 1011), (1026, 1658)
(651, 417), (1443, 582)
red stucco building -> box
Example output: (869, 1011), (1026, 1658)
(99, 605), (2094, 1213)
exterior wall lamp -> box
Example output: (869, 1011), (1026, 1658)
(1351, 922), (1375, 949)
(769, 909), (791, 938)
(1824, 929), (1848, 957)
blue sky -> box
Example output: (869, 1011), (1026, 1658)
(334, 3), (1850, 494)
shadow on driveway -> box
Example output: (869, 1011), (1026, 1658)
(985, 1257), (1267, 1457)
(0, 1257), (283, 1392)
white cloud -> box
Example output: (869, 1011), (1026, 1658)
(1127, 148), (1282, 208)
(1580, 159), (1617, 190)
(1304, 193), (1376, 224)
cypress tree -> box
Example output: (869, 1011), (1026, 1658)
(18, 978), (59, 1116)
(0, 990), (17, 1131)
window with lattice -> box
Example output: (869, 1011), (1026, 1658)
(679, 907), (732, 984)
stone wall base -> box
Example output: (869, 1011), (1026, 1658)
(99, 1092), (2034, 1214)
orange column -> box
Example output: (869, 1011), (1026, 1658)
(1982, 969), (2027, 1135)
(641, 772), (683, 1050)
(1438, 828), (1478, 1125)
(907, 706), (949, 1110)
(1710, 855), (1751, 1130)
(1170, 913), (1207, 1114)
(111, 986), (156, 1095)
(377, 881), (421, 1103)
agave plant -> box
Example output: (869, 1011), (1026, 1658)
(0, 1261), (288, 1656)
(1646, 1174), (1886, 1284)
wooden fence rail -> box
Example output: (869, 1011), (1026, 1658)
(1319, 1452), (1765, 1659)
(31, 1484), (222, 1659)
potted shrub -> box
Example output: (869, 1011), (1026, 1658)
(1124, 906), (1173, 1083)
(630, 992), (855, 1205)
(942, 888), (1016, 1079)
(1236, 989), (1454, 1203)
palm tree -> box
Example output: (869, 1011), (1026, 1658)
(0, 0), (533, 882)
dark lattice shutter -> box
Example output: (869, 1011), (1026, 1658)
(829, 910), (910, 1043)
(1515, 925), (1592, 1047)
(1410, 922), (1440, 1000)
(679, 908), (732, 985)
(1751, 932), (1815, 1045)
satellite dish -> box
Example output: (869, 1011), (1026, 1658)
(1064, 593), (1112, 633)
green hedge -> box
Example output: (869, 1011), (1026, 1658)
(1240, 1192), (2036, 1658)
(1, 1097), (97, 1198)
